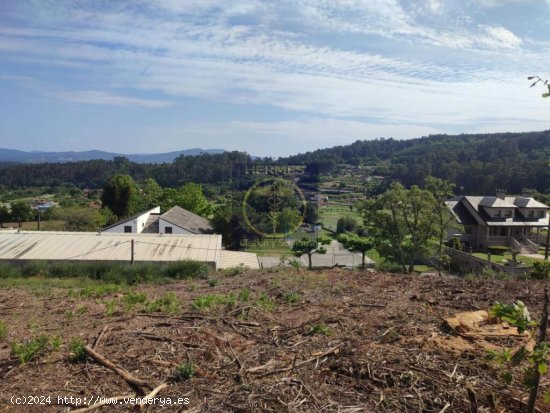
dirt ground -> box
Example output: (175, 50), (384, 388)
(1, 268), (549, 412)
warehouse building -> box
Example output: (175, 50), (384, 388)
(0, 231), (258, 270)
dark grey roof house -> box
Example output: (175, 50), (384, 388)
(445, 191), (549, 253)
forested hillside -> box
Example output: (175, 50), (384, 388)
(283, 131), (550, 194)
(1, 131), (548, 195)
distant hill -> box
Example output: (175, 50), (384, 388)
(0, 148), (226, 164)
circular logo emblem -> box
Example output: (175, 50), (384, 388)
(242, 177), (307, 238)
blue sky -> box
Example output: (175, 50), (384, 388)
(1, 0), (550, 157)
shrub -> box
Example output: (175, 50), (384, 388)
(221, 264), (247, 277)
(11, 334), (50, 363)
(68, 338), (86, 362)
(487, 245), (509, 255)
(175, 362), (194, 381)
(123, 292), (148, 309)
(528, 261), (550, 280)
(0, 263), (21, 278)
(162, 261), (209, 280)
(336, 216), (357, 234)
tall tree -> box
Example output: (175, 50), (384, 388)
(10, 201), (33, 227)
(424, 176), (455, 253)
(337, 232), (374, 269)
(101, 174), (140, 218)
(141, 178), (163, 209)
(361, 183), (438, 273)
(0, 205), (10, 228)
(210, 197), (252, 250)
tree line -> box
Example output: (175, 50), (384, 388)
(0, 131), (548, 196)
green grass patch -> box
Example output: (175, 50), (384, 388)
(308, 323), (332, 336)
(142, 293), (181, 314)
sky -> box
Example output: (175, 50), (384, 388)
(1, 0), (550, 157)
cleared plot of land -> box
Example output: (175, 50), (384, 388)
(0, 270), (548, 412)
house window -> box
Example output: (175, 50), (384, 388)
(539, 211), (546, 218)
(494, 210), (501, 217)
(489, 227), (498, 236)
(504, 210), (512, 218)
(165, 227), (173, 234)
(528, 210), (534, 218)
(124, 226), (132, 233)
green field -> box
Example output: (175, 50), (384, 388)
(319, 206), (363, 233)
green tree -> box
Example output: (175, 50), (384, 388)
(141, 178), (163, 209)
(161, 183), (212, 217)
(304, 202), (319, 225)
(63, 208), (104, 232)
(210, 198), (251, 250)
(292, 237), (331, 269)
(0, 205), (10, 228)
(361, 183), (438, 273)
(10, 202), (33, 227)
(424, 176), (455, 253)
(101, 174), (140, 218)
(337, 232), (374, 269)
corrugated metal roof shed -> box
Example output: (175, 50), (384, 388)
(0, 231), (222, 267)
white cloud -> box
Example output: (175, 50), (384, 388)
(54, 90), (171, 108)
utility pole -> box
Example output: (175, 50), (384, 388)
(37, 211), (41, 231)
(131, 239), (135, 265)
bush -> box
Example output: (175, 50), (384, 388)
(336, 216), (357, 234)
(175, 362), (194, 381)
(0, 263), (21, 278)
(68, 338), (86, 362)
(488, 245), (509, 255)
(11, 334), (50, 363)
(162, 261), (209, 280)
(529, 261), (550, 280)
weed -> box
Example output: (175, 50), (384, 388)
(255, 293), (276, 311)
(175, 361), (194, 381)
(192, 294), (226, 310)
(51, 336), (62, 351)
(0, 320), (7, 341)
(77, 284), (123, 298)
(11, 334), (50, 363)
(123, 292), (147, 310)
(75, 305), (88, 315)
(208, 278), (219, 287)
(283, 292), (300, 304)
(221, 264), (247, 277)
(104, 299), (118, 316)
(64, 310), (74, 320)
(238, 288), (251, 302)
(308, 323), (332, 336)
(68, 338), (86, 362)
(143, 293), (180, 314)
